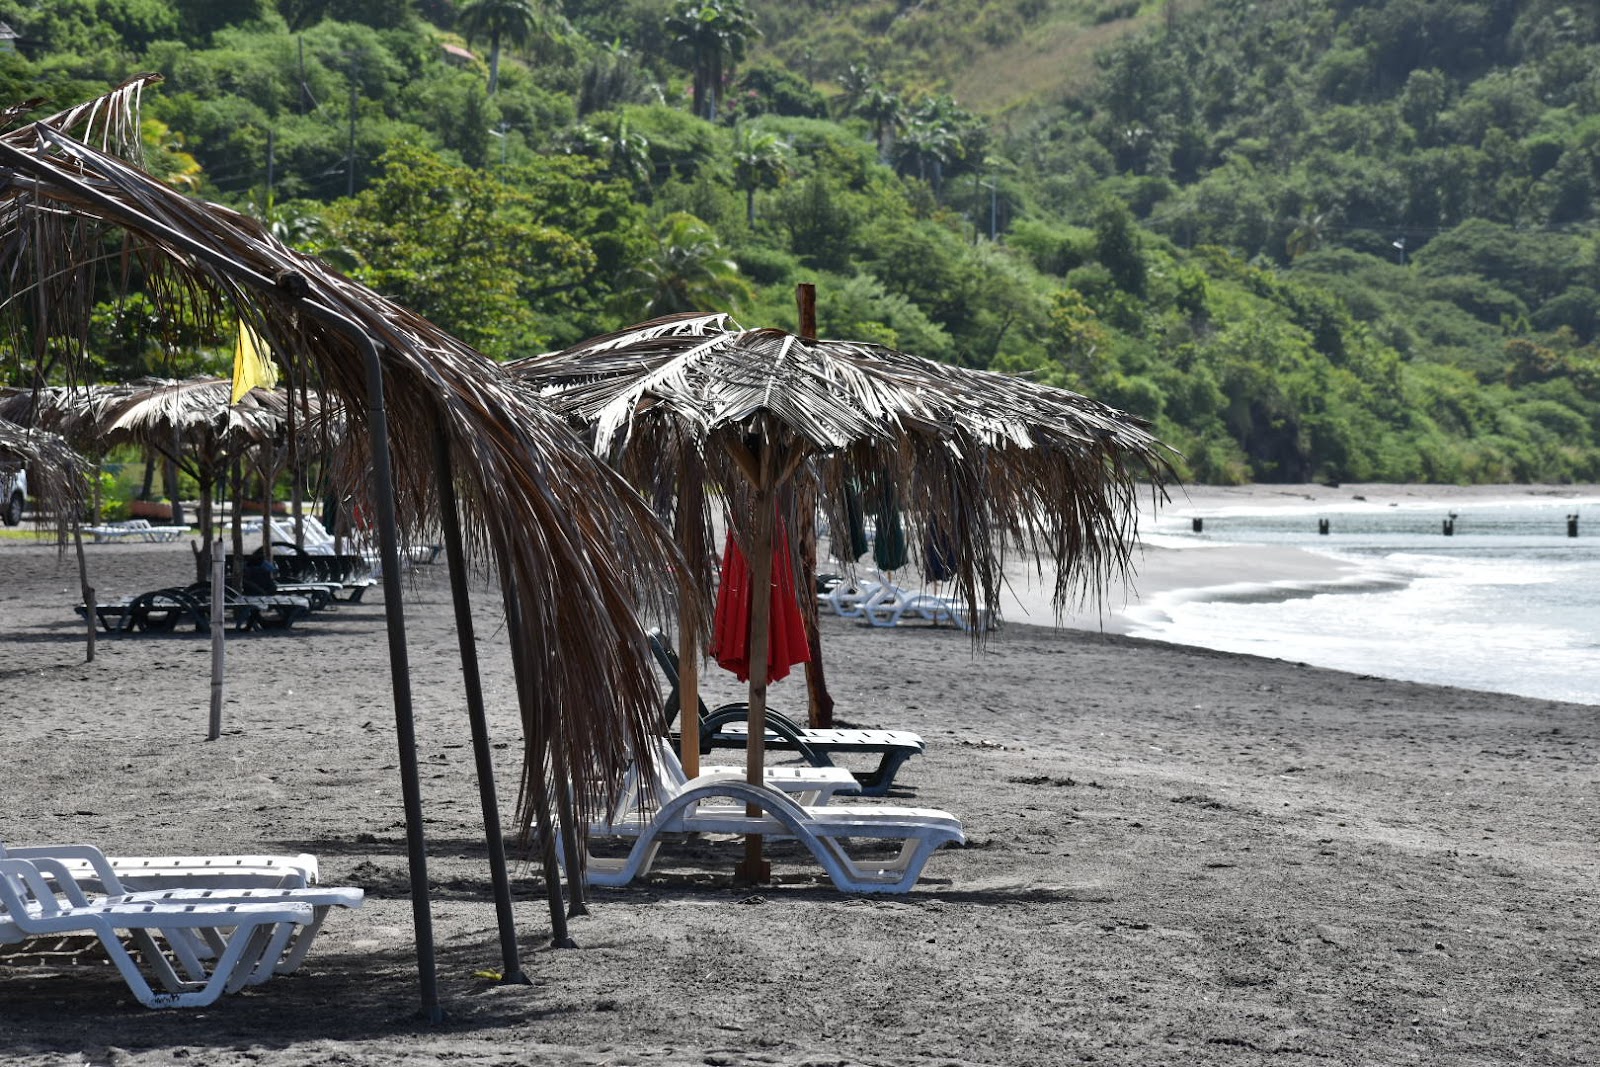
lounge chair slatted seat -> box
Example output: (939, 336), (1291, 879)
(83, 519), (190, 543)
(2, 845), (319, 891)
(649, 630), (924, 796)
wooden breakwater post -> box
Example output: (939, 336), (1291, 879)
(1568, 513), (1579, 538)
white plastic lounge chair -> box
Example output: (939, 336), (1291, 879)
(1, 843), (318, 891)
(0, 858), (311, 1008)
(823, 572), (902, 618)
(6, 844), (354, 979)
(579, 762), (964, 893)
(864, 590), (998, 632)
(84, 518), (190, 543)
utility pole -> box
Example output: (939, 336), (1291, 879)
(980, 179), (997, 241)
(265, 127), (275, 202)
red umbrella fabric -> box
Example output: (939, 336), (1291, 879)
(712, 517), (811, 684)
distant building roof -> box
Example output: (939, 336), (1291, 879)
(441, 43), (476, 63)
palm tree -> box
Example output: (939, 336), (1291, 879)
(667, 0), (760, 122)
(732, 128), (788, 225)
(894, 95), (982, 198)
(617, 212), (754, 319)
(854, 83), (903, 163)
(564, 116), (653, 189)
(456, 0), (545, 95)
(833, 62), (875, 119)
(1286, 206), (1335, 260)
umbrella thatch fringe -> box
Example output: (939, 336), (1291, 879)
(0, 419), (90, 544)
(0, 76), (690, 841)
(514, 313), (1180, 633)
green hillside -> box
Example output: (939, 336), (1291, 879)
(1, 0), (1597, 484)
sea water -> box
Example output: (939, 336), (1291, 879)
(1128, 496), (1600, 706)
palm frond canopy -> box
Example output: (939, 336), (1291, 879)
(0, 383), (134, 441)
(0, 419), (89, 539)
(0, 76), (685, 838)
(512, 312), (1179, 622)
(92, 377), (332, 468)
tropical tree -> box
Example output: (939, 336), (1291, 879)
(564, 115), (654, 190)
(854, 83), (903, 162)
(834, 62), (876, 119)
(667, 0), (760, 122)
(894, 95), (977, 195)
(456, 0), (546, 95)
(615, 211), (754, 318)
(732, 127), (789, 224)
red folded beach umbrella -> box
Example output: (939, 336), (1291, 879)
(712, 517), (811, 684)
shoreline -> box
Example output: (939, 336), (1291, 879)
(996, 482), (1490, 634)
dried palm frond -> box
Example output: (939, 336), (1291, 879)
(0, 419), (89, 542)
(0, 76), (686, 847)
(513, 313), (1179, 628)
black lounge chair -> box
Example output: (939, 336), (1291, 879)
(647, 629), (924, 797)
(183, 583), (311, 631)
(75, 587), (211, 634)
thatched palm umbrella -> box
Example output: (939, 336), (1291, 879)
(0, 419), (95, 651)
(0, 76), (686, 1016)
(87, 376), (297, 573)
(0, 419), (88, 539)
(511, 309), (1178, 881)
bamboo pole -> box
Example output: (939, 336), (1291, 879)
(208, 538), (225, 740)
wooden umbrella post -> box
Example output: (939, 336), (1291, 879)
(795, 283), (835, 728)
(675, 471), (704, 779)
(735, 434), (776, 885)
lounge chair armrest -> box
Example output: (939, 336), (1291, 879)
(702, 703), (823, 767)
(5, 842), (126, 895)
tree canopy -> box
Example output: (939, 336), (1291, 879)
(3, 0), (1598, 484)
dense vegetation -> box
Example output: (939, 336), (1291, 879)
(3, 0), (1598, 484)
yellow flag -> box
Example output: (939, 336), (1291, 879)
(230, 320), (279, 404)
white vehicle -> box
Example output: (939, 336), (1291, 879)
(1, 466), (24, 526)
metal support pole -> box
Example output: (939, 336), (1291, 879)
(361, 333), (444, 1023)
(433, 424), (527, 984)
(504, 595), (574, 948)
(550, 739), (589, 918)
